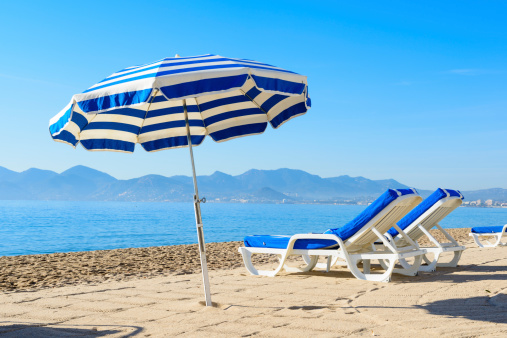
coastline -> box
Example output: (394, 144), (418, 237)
(0, 228), (472, 292)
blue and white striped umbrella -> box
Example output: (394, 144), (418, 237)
(48, 54), (310, 306)
(49, 54), (310, 152)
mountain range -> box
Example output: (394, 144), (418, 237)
(0, 165), (505, 203)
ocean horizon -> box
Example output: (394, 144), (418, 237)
(1, 200), (506, 257)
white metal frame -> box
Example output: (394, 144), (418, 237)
(376, 196), (466, 272)
(238, 193), (424, 282)
(469, 224), (507, 248)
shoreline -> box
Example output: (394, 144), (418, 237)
(0, 228), (473, 292)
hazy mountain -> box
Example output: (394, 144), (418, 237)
(462, 188), (507, 202)
(0, 165), (504, 203)
(0, 167), (19, 182)
(235, 168), (338, 199)
(324, 175), (410, 197)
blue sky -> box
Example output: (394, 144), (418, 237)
(0, 1), (505, 190)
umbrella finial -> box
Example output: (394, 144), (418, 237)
(175, 54), (181, 58)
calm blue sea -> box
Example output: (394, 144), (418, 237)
(0, 200), (505, 257)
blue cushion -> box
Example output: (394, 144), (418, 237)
(324, 188), (418, 241)
(244, 235), (339, 250)
(388, 188), (463, 237)
(243, 188), (419, 249)
(471, 226), (505, 234)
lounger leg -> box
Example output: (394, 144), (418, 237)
(379, 257), (421, 275)
(283, 255), (319, 273)
(418, 252), (439, 272)
(472, 234), (503, 248)
(347, 257), (395, 283)
(238, 248), (288, 277)
(437, 250), (463, 267)
(301, 254), (323, 270)
(422, 254), (433, 265)
(493, 233), (506, 247)
(396, 255), (422, 276)
(302, 254), (343, 271)
(363, 259), (371, 274)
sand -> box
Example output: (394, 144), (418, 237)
(0, 228), (472, 292)
(1, 228), (506, 337)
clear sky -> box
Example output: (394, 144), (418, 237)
(0, 1), (505, 190)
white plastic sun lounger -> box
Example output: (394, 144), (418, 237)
(376, 188), (466, 272)
(469, 224), (507, 247)
(238, 188), (424, 282)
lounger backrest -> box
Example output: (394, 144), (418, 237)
(325, 189), (422, 251)
(389, 188), (463, 245)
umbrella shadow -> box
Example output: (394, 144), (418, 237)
(415, 264), (507, 283)
(0, 322), (144, 337)
(414, 294), (507, 324)
(290, 262), (507, 284)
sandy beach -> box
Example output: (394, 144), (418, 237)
(1, 228), (506, 337)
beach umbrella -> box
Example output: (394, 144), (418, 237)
(48, 54), (311, 306)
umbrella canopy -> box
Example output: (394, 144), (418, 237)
(49, 54), (310, 306)
(49, 54), (310, 152)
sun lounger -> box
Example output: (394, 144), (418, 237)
(377, 188), (466, 272)
(469, 225), (507, 247)
(238, 188), (424, 282)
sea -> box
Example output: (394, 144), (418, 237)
(0, 200), (505, 257)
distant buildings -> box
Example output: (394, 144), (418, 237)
(463, 199), (506, 208)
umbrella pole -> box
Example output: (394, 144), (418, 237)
(182, 99), (213, 307)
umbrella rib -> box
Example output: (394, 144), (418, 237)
(240, 89), (268, 115)
(136, 89), (159, 141)
(193, 97), (208, 135)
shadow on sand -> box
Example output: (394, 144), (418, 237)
(0, 322), (144, 337)
(291, 261), (507, 284)
(415, 295), (507, 324)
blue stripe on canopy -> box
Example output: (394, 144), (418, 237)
(203, 108), (262, 126)
(52, 130), (78, 146)
(81, 139), (135, 152)
(251, 75), (305, 95)
(209, 123), (267, 142)
(159, 75), (249, 100)
(78, 89), (152, 113)
(260, 94), (288, 112)
(72, 112), (89, 130)
(140, 119), (205, 134)
(141, 135), (205, 152)
(244, 86), (262, 100)
(270, 101), (308, 128)
(49, 104), (73, 135)
(84, 122), (140, 134)
(198, 95), (250, 112)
